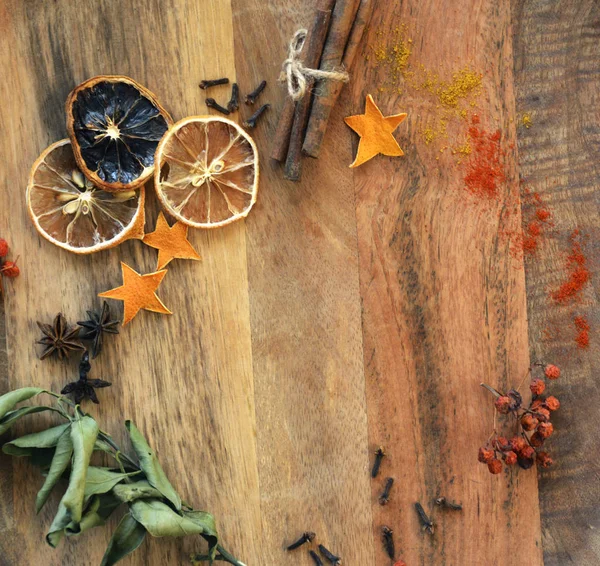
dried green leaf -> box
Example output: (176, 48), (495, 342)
(63, 415), (99, 523)
(125, 421), (181, 510)
(46, 415), (99, 546)
(129, 499), (217, 541)
(3, 423), (71, 454)
(36, 427), (73, 513)
(0, 406), (61, 436)
(66, 493), (121, 536)
(46, 503), (70, 547)
(94, 438), (116, 454)
(84, 467), (141, 498)
(100, 513), (146, 566)
(112, 481), (163, 503)
(0, 387), (44, 419)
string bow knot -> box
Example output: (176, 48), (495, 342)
(279, 29), (350, 101)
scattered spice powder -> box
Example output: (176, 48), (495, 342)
(509, 189), (553, 260)
(521, 113), (533, 128)
(574, 316), (590, 349)
(463, 116), (505, 200)
(436, 67), (482, 108)
(552, 229), (590, 303)
(367, 24), (482, 146)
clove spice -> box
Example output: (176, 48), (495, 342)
(205, 98), (230, 115)
(245, 80), (267, 105)
(415, 502), (435, 535)
(371, 446), (385, 478)
(381, 526), (395, 560)
(318, 544), (342, 565)
(435, 496), (463, 511)
(199, 77), (229, 89)
(309, 550), (324, 566)
(244, 104), (270, 129)
(227, 83), (240, 112)
(287, 531), (316, 550)
(379, 477), (394, 505)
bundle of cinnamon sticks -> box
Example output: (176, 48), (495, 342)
(271, 0), (374, 181)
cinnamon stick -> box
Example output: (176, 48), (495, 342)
(303, 0), (373, 158)
(283, 1), (334, 180)
(271, 0), (335, 163)
(271, 99), (295, 162)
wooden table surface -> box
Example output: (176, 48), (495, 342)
(0, 0), (598, 564)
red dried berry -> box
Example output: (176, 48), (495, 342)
(530, 378), (545, 396)
(510, 436), (527, 452)
(507, 389), (523, 410)
(487, 458), (503, 474)
(494, 436), (511, 452)
(494, 396), (511, 414)
(544, 364), (560, 380)
(521, 414), (538, 431)
(393, 561), (408, 566)
(544, 396), (560, 411)
(530, 399), (544, 411)
(519, 445), (535, 460)
(530, 432), (544, 447)
(504, 451), (517, 465)
(537, 422), (554, 439)
(517, 445), (535, 469)
(0, 238), (8, 257)
(478, 447), (494, 464)
(536, 407), (551, 422)
(0, 261), (19, 278)
(536, 452), (554, 468)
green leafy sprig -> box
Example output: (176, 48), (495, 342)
(0, 387), (246, 566)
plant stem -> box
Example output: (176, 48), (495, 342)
(190, 555), (229, 563)
(215, 544), (247, 566)
(97, 432), (139, 470)
(480, 383), (502, 397)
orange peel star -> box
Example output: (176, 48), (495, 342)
(99, 262), (172, 325)
(344, 94), (407, 168)
(143, 212), (201, 270)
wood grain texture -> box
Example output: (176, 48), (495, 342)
(0, 1), (262, 564)
(512, 0), (600, 563)
(351, 1), (543, 564)
(232, 1), (375, 564)
(2, 0), (597, 564)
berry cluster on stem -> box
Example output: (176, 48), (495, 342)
(0, 238), (19, 279)
(479, 364), (561, 473)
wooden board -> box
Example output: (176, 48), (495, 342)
(512, 0), (600, 563)
(350, 1), (542, 564)
(0, 0), (595, 564)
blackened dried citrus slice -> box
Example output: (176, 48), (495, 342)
(27, 139), (145, 254)
(66, 75), (172, 191)
(154, 116), (259, 228)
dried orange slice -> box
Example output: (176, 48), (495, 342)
(66, 75), (172, 191)
(154, 116), (258, 228)
(27, 139), (145, 254)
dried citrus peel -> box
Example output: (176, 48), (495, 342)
(344, 94), (407, 168)
(143, 212), (201, 270)
(99, 262), (171, 325)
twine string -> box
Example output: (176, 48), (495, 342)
(279, 29), (350, 101)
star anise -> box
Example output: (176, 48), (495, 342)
(36, 312), (85, 360)
(61, 351), (111, 404)
(78, 301), (119, 358)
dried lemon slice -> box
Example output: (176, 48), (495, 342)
(66, 75), (172, 191)
(154, 116), (258, 228)
(27, 139), (145, 253)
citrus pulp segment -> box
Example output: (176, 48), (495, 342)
(66, 75), (172, 191)
(154, 116), (259, 228)
(27, 139), (145, 253)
